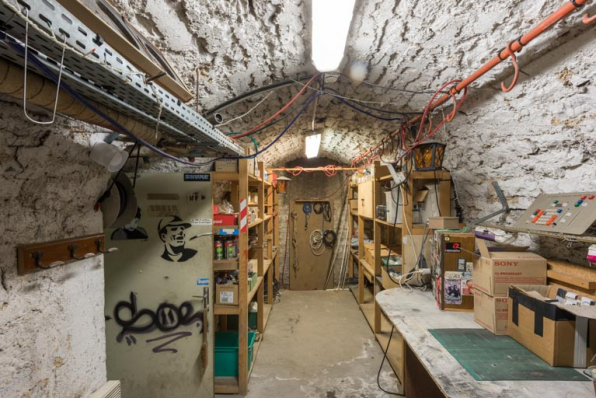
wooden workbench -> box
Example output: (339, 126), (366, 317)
(376, 288), (594, 398)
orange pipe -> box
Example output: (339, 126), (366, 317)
(352, 0), (589, 165)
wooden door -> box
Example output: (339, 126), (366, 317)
(289, 200), (334, 290)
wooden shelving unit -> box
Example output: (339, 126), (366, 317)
(350, 161), (452, 391)
(212, 159), (277, 395)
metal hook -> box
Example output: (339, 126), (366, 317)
(32, 251), (65, 269)
(96, 239), (118, 254)
(501, 41), (520, 93)
(583, 13), (596, 24)
(68, 245), (96, 260)
(22, 8), (67, 125)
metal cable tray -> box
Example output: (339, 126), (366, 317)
(0, 0), (243, 156)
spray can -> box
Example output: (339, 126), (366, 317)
(214, 237), (223, 260)
(225, 237), (236, 259)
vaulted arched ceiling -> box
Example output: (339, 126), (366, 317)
(111, 0), (595, 166)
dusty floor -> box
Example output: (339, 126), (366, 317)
(219, 289), (399, 398)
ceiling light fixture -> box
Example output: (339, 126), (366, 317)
(311, 0), (356, 72)
(305, 134), (321, 159)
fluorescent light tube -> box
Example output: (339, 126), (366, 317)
(305, 134), (321, 159)
(311, 0), (356, 72)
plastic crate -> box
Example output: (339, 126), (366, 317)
(214, 331), (257, 377)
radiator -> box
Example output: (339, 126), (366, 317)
(90, 381), (121, 398)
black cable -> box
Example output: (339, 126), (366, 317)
(323, 202), (332, 222)
(323, 230), (337, 247)
(335, 72), (446, 95)
(325, 88), (422, 115)
(132, 143), (141, 188)
(94, 143), (138, 210)
(376, 325), (405, 396)
(205, 74), (315, 116)
(313, 202), (324, 214)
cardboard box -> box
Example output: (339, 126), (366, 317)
(364, 243), (398, 267)
(216, 284), (238, 305)
(349, 199), (358, 212)
(428, 217), (459, 230)
(214, 213), (237, 226)
(215, 159), (238, 172)
(474, 289), (509, 335)
(474, 240), (547, 297)
(508, 284), (596, 367)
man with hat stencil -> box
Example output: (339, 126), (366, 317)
(158, 216), (197, 262)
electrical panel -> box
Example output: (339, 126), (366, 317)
(512, 192), (596, 235)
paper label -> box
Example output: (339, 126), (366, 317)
(220, 291), (235, 303)
(197, 278), (209, 286)
(191, 218), (212, 226)
(445, 242), (461, 253)
(444, 271), (462, 304)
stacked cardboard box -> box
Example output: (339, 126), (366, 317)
(472, 240), (547, 335)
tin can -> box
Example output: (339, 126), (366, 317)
(225, 237), (236, 259)
(214, 238), (223, 260)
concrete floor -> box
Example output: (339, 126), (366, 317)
(220, 290), (399, 398)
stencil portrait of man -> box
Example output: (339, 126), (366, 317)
(157, 216), (197, 262)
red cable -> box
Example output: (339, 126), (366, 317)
(233, 73), (321, 139)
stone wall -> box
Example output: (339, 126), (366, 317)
(439, 25), (596, 265)
(0, 102), (108, 397)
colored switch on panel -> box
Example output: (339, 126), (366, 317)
(557, 209), (563, 214)
(590, 195), (595, 200)
(546, 216), (557, 226)
(553, 200), (559, 204)
(532, 210), (544, 223)
(581, 196), (587, 200)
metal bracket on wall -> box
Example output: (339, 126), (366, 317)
(17, 233), (117, 275)
(0, 0), (244, 157)
(470, 182), (509, 225)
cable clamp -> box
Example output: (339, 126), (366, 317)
(570, 0), (583, 8)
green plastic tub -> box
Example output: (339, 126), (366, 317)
(214, 331), (257, 377)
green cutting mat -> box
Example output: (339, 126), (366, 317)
(429, 328), (589, 381)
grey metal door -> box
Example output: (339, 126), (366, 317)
(104, 172), (213, 398)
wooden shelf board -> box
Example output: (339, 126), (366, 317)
(214, 259), (239, 271)
(350, 211), (359, 217)
(350, 249), (358, 259)
(360, 258), (375, 279)
(212, 172), (240, 181)
(375, 219), (402, 228)
(263, 259), (272, 275)
(264, 215), (273, 222)
(359, 214), (373, 221)
(214, 305), (239, 315)
(379, 174), (394, 182)
(248, 203), (259, 206)
(247, 276), (264, 303)
(411, 170), (451, 180)
(248, 219), (263, 229)
(214, 377), (239, 394)
(547, 270), (596, 289)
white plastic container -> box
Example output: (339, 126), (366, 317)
(90, 142), (129, 172)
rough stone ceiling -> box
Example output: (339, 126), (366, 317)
(110, 0), (596, 166)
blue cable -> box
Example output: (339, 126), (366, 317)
(323, 90), (408, 121)
(224, 92), (320, 160)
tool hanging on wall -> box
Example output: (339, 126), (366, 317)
(323, 230), (337, 247)
(291, 210), (300, 277)
(303, 202), (312, 230)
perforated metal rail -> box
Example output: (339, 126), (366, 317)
(0, 0), (244, 157)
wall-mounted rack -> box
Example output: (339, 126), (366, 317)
(17, 233), (116, 275)
(0, 0), (244, 157)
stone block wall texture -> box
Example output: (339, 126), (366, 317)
(0, 103), (108, 397)
(1, 0), (596, 395)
